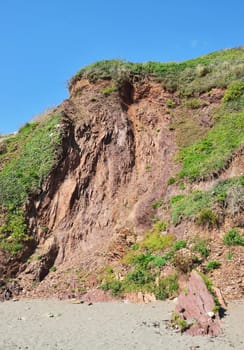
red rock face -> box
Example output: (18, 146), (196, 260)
(175, 271), (222, 336)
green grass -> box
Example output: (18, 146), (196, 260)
(0, 115), (61, 208)
(0, 114), (62, 254)
(0, 209), (28, 254)
(100, 221), (184, 299)
(69, 47), (244, 95)
(206, 260), (221, 271)
(151, 199), (163, 209)
(100, 86), (117, 96)
(170, 176), (243, 225)
(173, 240), (187, 251)
(223, 229), (244, 246)
(191, 237), (210, 258)
(178, 113), (244, 180)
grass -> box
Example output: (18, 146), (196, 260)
(151, 199), (163, 209)
(100, 221), (183, 299)
(0, 114), (62, 254)
(69, 48), (244, 183)
(191, 237), (210, 258)
(206, 260), (221, 271)
(171, 312), (190, 333)
(223, 229), (244, 246)
(173, 240), (187, 251)
(100, 86), (117, 96)
(178, 112), (244, 180)
(69, 47), (244, 96)
(0, 209), (29, 254)
(170, 176), (243, 225)
(0, 115), (61, 208)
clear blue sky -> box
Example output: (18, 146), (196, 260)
(0, 0), (243, 133)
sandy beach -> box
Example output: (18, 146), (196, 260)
(0, 299), (243, 350)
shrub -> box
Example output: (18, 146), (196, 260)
(196, 208), (218, 228)
(132, 253), (154, 268)
(192, 237), (210, 258)
(172, 249), (200, 272)
(154, 274), (179, 300)
(185, 98), (201, 109)
(141, 232), (175, 252)
(170, 176), (243, 225)
(167, 177), (176, 185)
(124, 269), (154, 288)
(151, 255), (168, 267)
(152, 220), (167, 232)
(223, 229), (244, 246)
(223, 81), (244, 102)
(100, 280), (123, 296)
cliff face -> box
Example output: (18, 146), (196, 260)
(0, 49), (243, 301)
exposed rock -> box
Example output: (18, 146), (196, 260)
(124, 292), (156, 303)
(174, 271), (222, 336)
(80, 288), (118, 303)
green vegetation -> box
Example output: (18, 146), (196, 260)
(100, 86), (117, 96)
(100, 222), (183, 299)
(0, 209), (28, 254)
(69, 47), (244, 96)
(69, 50), (244, 183)
(173, 240), (187, 251)
(178, 113), (244, 180)
(223, 81), (244, 102)
(49, 266), (57, 272)
(178, 182), (185, 190)
(0, 115), (62, 254)
(167, 177), (176, 185)
(223, 229), (244, 246)
(191, 237), (210, 258)
(226, 252), (234, 260)
(171, 312), (190, 333)
(166, 99), (176, 108)
(206, 260), (221, 271)
(170, 176), (243, 225)
(196, 208), (218, 228)
(141, 231), (174, 252)
(151, 199), (163, 209)
(185, 97), (202, 109)
(154, 274), (179, 300)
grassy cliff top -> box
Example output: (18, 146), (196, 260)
(69, 47), (244, 95)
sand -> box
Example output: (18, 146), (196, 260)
(0, 299), (243, 350)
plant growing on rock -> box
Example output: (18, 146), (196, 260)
(223, 229), (244, 246)
(206, 260), (221, 272)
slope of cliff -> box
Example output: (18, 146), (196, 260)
(0, 47), (243, 301)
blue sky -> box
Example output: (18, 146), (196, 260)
(0, 0), (243, 133)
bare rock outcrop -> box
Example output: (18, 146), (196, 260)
(174, 271), (222, 336)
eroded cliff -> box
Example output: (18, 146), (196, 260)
(0, 48), (243, 302)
